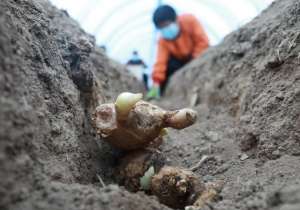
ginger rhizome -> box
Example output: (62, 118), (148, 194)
(116, 150), (222, 209)
(92, 92), (197, 150)
(92, 92), (222, 209)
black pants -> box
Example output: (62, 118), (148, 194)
(160, 55), (191, 95)
(143, 73), (149, 91)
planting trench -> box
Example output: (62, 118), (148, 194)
(0, 0), (300, 210)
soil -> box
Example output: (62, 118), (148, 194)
(0, 0), (299, 210)
(163, 0), (300, 209)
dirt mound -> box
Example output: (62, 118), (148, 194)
(0, 0), (168, 209)
(167, 0), (300, 160)
(1, 0), (300, 209)
(162, 0), (300, 209)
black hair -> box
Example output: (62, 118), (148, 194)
(153, 5), (177, 28)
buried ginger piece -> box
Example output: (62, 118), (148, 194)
(92, 92), (197, 150)
(116, 150), (223, 209)
(116, 149), (166, 192)
(190, 180), (224, 209)
(151, 166), (206, 209)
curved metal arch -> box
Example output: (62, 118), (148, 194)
(250, 0), (269, 11)
(98, 9), (152, 44)
(104, 20), (152, 47)
(110, 20), (220, 52)
(107, 13), (221, 52)
(103, 12), (226, 47)
(196, 0), (258, 20)
(92, 0), (271, 65)
(110, 29), (153, 55)
(77, 0), (104, 23)
(95, 0), (239, 44)
(170, 0), (240, 26)
(92, 0), (141, 35)
(101, 4), (236, 49)
(109, 20), (220, 56)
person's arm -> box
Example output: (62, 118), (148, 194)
(147, 40), (169, 99)
(190, 15), (209, 58)
(141, 60), (147, 68)
(152, 40), (169, 85)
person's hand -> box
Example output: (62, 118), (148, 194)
(146, 83), (160, 100)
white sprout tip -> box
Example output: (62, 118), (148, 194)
(115, 92), (143, 119)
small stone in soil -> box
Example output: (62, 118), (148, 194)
(240, 153), (249, 161)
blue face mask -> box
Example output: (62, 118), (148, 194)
(160, 23), (180, 40)
(131, 54), (139, 61)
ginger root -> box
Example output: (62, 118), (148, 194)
(92, 92), (197, 150)
(92, 92), (223, 209)
(115, 149), (166, 192)
(151, 166), (206, 209)
(116, 150), (223, 209)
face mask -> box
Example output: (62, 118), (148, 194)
(160, 23), (180, 40)
(131, 54), (139, 61)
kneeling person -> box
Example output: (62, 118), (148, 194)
(147, 5), (209, 99)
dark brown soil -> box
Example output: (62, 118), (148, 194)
(0, 0), (299, 210)
(163, 0), (300, 209)
(0, 0), (166, 209)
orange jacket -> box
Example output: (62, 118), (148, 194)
(152, 14), (209, 84)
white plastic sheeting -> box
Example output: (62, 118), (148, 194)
(50, 0), (274, 67)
